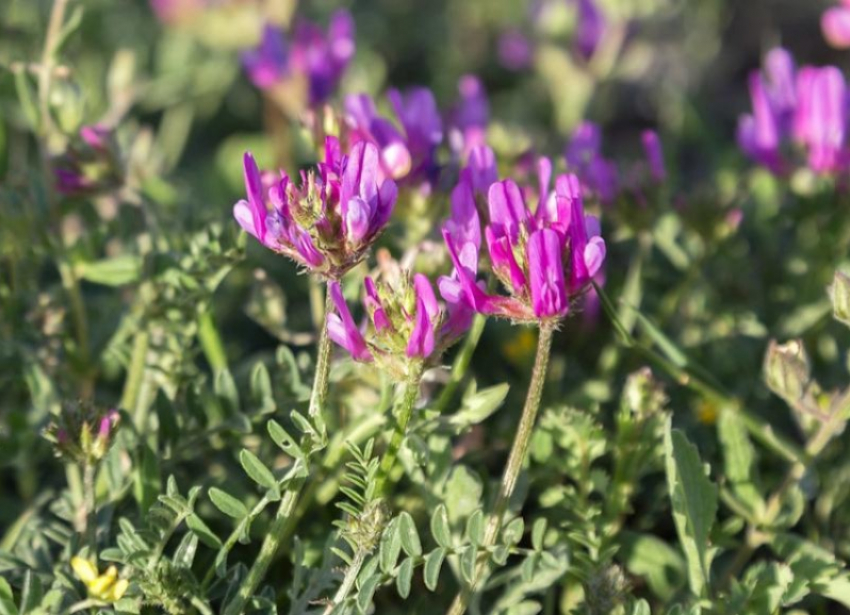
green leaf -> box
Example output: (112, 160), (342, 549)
(492, 545), (510, 565)
(187, 513), (222, 549)
(423, 548), (446, 591)
(447, 383), (510, 431)
(12, 69), (39, 131)
(396, 558), (414, 598)
(460, 545), (478, 583)
(250, 362), (275, 413)
(239, 450), (277, 493)
(444, 465), (483, 525)
(209, 487), (249, 519)
(621, 532), (686, 601)
(356, 574), (380, 613)
(215, 369), (240, 416)
(20, 570), (41, 615)
(531, 518), (547, 551)
(718, 410), (764, 518)
(431, 504), (452, 548)
(629, 599), (652, 615)
(664, 420), (717, 598)
(173, 532), (199, 568)
(133, 443), (161, 513)
(502, 517), (524, 545)
(397, 512), (422, 557)
(267, 420), (301, 458)
(379, 519), (402, 574)
(77, 255), (142, 286)
(0, 576), (15, 611)
(466, 510), (485, 547)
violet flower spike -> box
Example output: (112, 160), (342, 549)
(575, 0), (606, 61)
(242, 24), (289, 90)
(823, 4), (850, 49)
(641, 130), (666, 183)
(406, 274), (439, 359)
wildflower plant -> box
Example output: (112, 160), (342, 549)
(7, 2), (850, 615)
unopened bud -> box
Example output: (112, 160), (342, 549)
(764, 339), (810, 405)
(830, 270), (850, 327)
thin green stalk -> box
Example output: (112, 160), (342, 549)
(83, 463), (97, 557)
(198, 308), (228, 372)
(374, 362), (425, 496)
(446, 324), (555, 615)
(223, 287), (333, 615)
(321, 549), (367, 615)
(434, 313), (487, 413)
(120, 329), (149, 413)
(58, 259), (92, 396)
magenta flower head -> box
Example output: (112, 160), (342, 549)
(794, 66), (847, 174)
(327, 266), (472, 375)
(242, 10), (354, 106)
(344, 86), (443, 185)
(233, 137), (397, 279)
(641, 130), (666, 183)
(46, 404), (121, 464)
(823, 4), (850, 49)
(442, 171), (606, 325)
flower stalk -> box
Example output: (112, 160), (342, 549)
(446, 323), (554, 615)
(224, 283), (333, 615)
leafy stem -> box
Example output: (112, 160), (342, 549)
(446, 323), (555, 615)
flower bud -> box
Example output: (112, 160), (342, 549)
(764, 340), (811, 405)
(830, 270), (850, 326)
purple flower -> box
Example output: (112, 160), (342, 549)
(468, 145), (498, 198)
(641, 130), (666, 183)
(448, 76), (490, 156)
(795, 66), (847, 174)
(442, 172), (606, 324)
(233, 137), (397, 278)
(823, 5), (850, 49)
(242, 10), (354, 105)
(565, 121), (619, 203)
(345, 86), (443, 185)
(574, 0), (606, 61)
(54, 125), (121, 197)
(498, 29), (533, 71)
(242, 24), (289, 90)
(291, 10), (356, 105)
(327, 270), (470, 368)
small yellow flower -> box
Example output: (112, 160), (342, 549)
(695, 400), (718, 426)
(503, 328), (537, 366)
(71, 557), (129, 602)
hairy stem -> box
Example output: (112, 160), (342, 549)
(322, 549), (367, 615)
(446, 324), (554, 615)
(223, 290), (333, 614)
(309, 282), (333, 419)
(374, 362), (425, 496)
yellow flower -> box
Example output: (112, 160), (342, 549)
(695, 400), (718, 426)
(70, 557), (129, 602)
(503, 328), (538, 366)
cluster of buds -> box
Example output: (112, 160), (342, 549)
(344, 87), (443, 185)
(71, 557), (129, 602)
(242, 10), (355, 107)
(738, 47), (847, 175)
(326, 261), (472, 375)
(45, 405), (120, 464)
(442, 166), (606, 324)
(53, 125), (123, 197)
(233, 137), (398, 279)
(823, 1), (850, 49)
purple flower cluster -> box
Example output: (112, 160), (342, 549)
(738, 47), (848, 175)
(242, 10), (355, 106)
(234, 137), (397, 279)
(442, 166), (606, 323)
